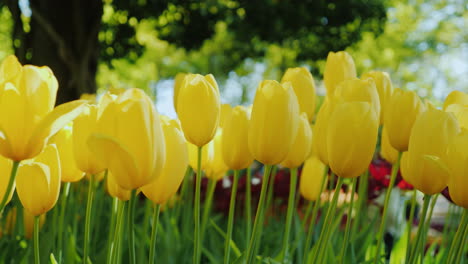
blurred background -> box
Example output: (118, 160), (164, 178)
(0, 0), (466, 117)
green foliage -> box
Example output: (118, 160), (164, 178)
(0, 6), (13, 61)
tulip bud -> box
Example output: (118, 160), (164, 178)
(106, 171), (131, 201)
(205, 129), (228, 180)
(384, 88), (425, 152)
(0, 156), (13, 206)
(142, 118), (189, 204)
(282, 113), (313, 168)
(443, 90), (468, 111)
(334, 78), (381, 122)
(300, 156), (327, 201)
(248, 80), (300, 165)
(177, 74), (220, 147)
(361, 71), (393, 122)
(73, 105), (107, 175)
(281, 67), (317, 122)
(447, 129), (468, 208)
(327, 102), (379, 178)
(16, 144), (61, 216)
(380, 127), (399, 164)
(173, 73), (187, 113)
(88, 88), (166, 190)
(50, 125), (84, 182)
(222, 106), (253, 170)
(323, 51), (357, 96)
(400, 107), (459, 195)
(188, 141), (211, 171)
(0, 57), (84, 161)
(312, 98), (335, 165)
(23, 208), (46, 239)
(219, 103), (233, 129)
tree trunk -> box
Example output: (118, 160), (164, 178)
(8, 0), (103, 104)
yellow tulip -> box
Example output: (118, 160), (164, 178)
(16, 144), (61, 216)
(312, 98), (335, 165)
(380, 127), (399, 164)
(73, 105), (107, 175)
(0, 56), (85, 161)
(282, 113), (313, 168)
(88, 88), (166, 190)
(300, 156), (327, 201)
(281, 67), (316, 122)
(177, 74), (220, 147)
(23, 208), (45, 239)
(334, 78), (381, 123)
(80, 93), (97, 103)
(323, 51), (357, 96)
(142, 118), (189, 204)
(400, 107), (459, 195)
(445, 104), (468, 129)
(447, 129), (468, 208)
(222, 105), (254, 170)
(327, 102), (379, 178)
(219, 103), (233, 129)
(106, 171), (131, 201)
(173, 73), (187, 113)
(205, 129), (228, 180)
(0, 156), (13, 206)
(248, 80), (299, 165)
(443, 90), (468, 111)
(384, 88), (425, 152)
(50, 125), (84, 182)
(361, 71), (393, 123)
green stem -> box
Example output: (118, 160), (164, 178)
(0, 161), (20, 214)
(58, 182), (71, 264)
(201, 179), (217, 240)
(373, 152), (402, 264)
(193, 146), (203, 264)
(265, 166), (277, 210)
(312, 175), (344, 264)
(246, 164), (273, 263)
(106, 197), (118, 264)
(446, 209), (467, 264)
(339, 177), (357, 263)
(245, 167), (252, 248)
(408, 194), (431, 264)
(149, 204), (161, 264)
(453, 213), (468, 264)
(405, 189), (417, 263)
(280, 167), (298, 262)
(34, 215), (41, 264)
(224, 170), (240, 264)
(302, 200), (314, 231)
(174, 166), (192, 221)
(302, 166), (328, 263)
(419, 194), (438, 263)
(83, 174), (95, 264)
(351, 170), (369, 240)
(128, 189), (137, 264)
(111, 200), (125, 264)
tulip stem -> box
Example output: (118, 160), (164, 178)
(339, 177), (357, 263)
(408, 194), (431, 264)
(446, 209), (467, 264)
(405, 189), (417, 262)
(106, 197), (118, 264)
(351, 170), (369, 240)
(245, 167), (252, 247)
(83, 174), (95, 264)
(312, 175), (344, 264)
(128, 189), (137, 264)
(201, 179), (217, 240)
(111, 199), (125, 263)
(149, 203), (161, 264)
(246, 164), (273, 263)
(453, 212), (468, 264)
(34, 215), (41, 264)
(0, 161), (20, 214)
(58, 182), (71, 264)
(193, 146), (203, 264)
(302, 166), (328, 263)
(224, 170), (240, 264)
(372, 151), (402, 264)
(280, 167), (298, 262)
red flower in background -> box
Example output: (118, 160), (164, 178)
(368, 156), (413, 200)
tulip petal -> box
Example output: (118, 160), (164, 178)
(87, 133), (139, 190)
(0, 157), (13, 205)
(34, 144), (61, 210)
(27, 100), (86, 160)
(16, 162), (51, 216)
(0, 55), (22, 84)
